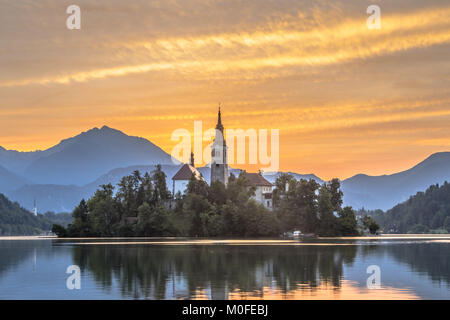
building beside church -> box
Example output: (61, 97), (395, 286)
(241, 171), (273, 209)
(210, 107), (228, 186)
(172, 152), (205, 196)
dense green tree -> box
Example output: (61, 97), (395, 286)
(116, 170), (141, 218)
(151, 165), (171, 203)
(88, 184), (119, 236)
(67, 199), (90, 236)
(328, 178), (344, 212)
(361, 216), (380, 234)
(338, 207), (359, 236)
(56, 167), (358, 238)
(273, 176), (357, 236)
(317, 185), (339, 236)
(444, 216), (450, 232)
(51, 224), (67, 237)
(137, 202), (170, 236)
(208, 180), (228, 205)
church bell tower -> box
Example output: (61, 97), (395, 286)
(210, 106), (228, 186)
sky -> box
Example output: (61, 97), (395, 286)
(0, 0), (449, 180)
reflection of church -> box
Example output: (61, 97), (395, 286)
(171, 107), (273, 209)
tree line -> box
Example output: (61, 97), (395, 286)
(52, 165), (377, 237)
(364, 181), (450, 234)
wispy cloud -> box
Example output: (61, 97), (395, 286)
(2, 7), (449, 87)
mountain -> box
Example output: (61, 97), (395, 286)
(6, 184), (90, 214)
(24, 126), (176, 185)
(0, 146), (43, 174)
(0, 165), (29, 191)
(0, 126), (176, 187)
(3, 125), (450, 213)
(341, 152), (450, 210)
(262, 171), (323, 184)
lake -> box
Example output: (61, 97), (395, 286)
(0, 236), (449, 299)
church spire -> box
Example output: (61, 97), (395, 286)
(190, 151), (195, 167)
(215, 104), (224, 133)
(211, 104), (228, 186)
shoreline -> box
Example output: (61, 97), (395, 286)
(1, 234), (450, 241)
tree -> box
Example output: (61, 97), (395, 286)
(337, 207), (359, 236)
(184, 193), (213, 237)
(361, 216), (380, 235)
(68, 199), (90, 236)
(444, 216), (450, 232)
(88, 184), (119, 236)
(317, 185), (338, 236)
(137, 202), (170, 236)
(208, 180), (228, 205)
(272, 173), (294, 208)
(151, 165), (170, 203)
(52, 224), (67, 237)
(116, 171), (141, 218)
(274, 176), (320, 234)
(327, 178), (343, 212)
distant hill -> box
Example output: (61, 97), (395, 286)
(0, 165), (29, 191)
(6, 165), (243, 212)
(0, 126), (176, 187)
(0, 193), (52, 235)
(341, 152), (450, 210)
(263, 171), (324, 184)
(0, 146), (43, 174)
(368, 182), (450, 233)
(2, 125), (450, 213)
(24, 126), (176, 185)
(6, 184), (90, 214)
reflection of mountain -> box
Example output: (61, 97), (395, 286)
(70, 244), (357, 299)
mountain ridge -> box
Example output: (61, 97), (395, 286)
(1, 126), (449, 212)
(0, 126), (176, 186)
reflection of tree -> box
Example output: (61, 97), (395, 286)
(385, 243), (450, 287)
(71, 244), (358, 299)
(0, 240), (52, 277)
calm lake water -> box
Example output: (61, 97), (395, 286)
(0, 237), (449, 300)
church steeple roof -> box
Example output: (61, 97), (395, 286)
(215, 105), (224, 133)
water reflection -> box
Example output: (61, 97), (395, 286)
(68, 241), (447, 299)
(0, 239), (449, 299)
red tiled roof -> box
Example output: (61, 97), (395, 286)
(241, 172), (272, 187)
(172, 164), (204, 181)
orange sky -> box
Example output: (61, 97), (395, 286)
(1, 0), (450, 180)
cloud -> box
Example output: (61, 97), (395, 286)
(1, 6), (449, 87)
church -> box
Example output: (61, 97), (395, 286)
(210, 106), (228, 186)
(171, 107), (273, 209)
